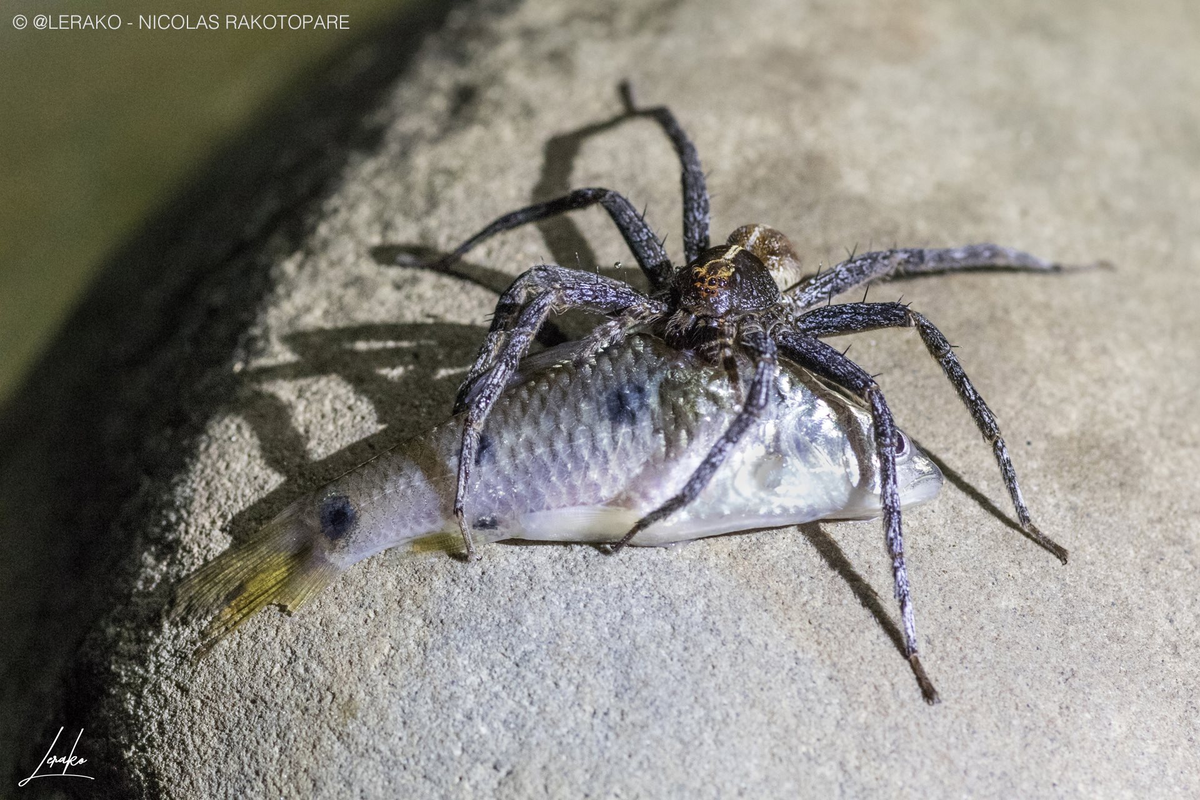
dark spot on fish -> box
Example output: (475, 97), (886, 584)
(604, 383), (649, 425)
(474, 516), (499, 530)
(476, 433), (495, 466)
(320, 493), (357, 541)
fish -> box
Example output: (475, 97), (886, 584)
(174, 332), (943, 653)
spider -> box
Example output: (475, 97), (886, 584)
(428, 82), (1069, 703)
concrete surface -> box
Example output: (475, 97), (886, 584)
(5, 0), (1199, 796)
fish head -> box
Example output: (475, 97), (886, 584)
(893, 429), (944, 508)
(820, 419), (945, 522)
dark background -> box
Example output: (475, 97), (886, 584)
(0, 0), (421, 404)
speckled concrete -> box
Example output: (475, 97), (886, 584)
(8, 0), (1200, 796)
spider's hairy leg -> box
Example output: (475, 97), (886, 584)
(454, 265), (651, 414)
(775, 331), (939, 705)
(798, 301), (1068, 564)
(455, 268), (659, 560)
(430, 187), (674, 290)
(561, 302), (668, 368)
(619, 80), (710, 263)
(606, 325), (776, 553)
(456, 291), (667, 415)
(787, 245), (1067, 311)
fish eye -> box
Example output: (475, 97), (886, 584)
(895, 432), (910, 457)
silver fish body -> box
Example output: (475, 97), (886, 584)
(176, 333), (942, 649)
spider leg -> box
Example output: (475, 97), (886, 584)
(787, 245), (1065, 311)
(431, 187), (674, 290)
(797, 301), (1068, 564)
(453, 265), (654, 413)
(774, 331), (939, 704)
(455, 296), (666, 414)
(619, 81), (710, 263)
(455, 268), (661, 560)
(606, 325), (776, 553)
(562, 303), (667, 367)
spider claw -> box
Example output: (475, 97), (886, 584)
(453, 546), (482, 563)
(1022, 521), (1069, 564)
(454, 508), (479, 562)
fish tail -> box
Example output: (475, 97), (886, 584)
(172, 504), (338, 657)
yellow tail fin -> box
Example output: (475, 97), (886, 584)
(173, 504), (338, 657)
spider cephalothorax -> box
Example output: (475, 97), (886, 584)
(675, 243), (781, 315)
(663, 240), (782, 362)
(425, 81), (1071, 703)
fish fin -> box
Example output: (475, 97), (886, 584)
(407, 528), (510, 555)
(172, 505), (338, 658)
(408, 530), (465, 554)
(517, 505), (640, 542)
(407, 529), (493, 554)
